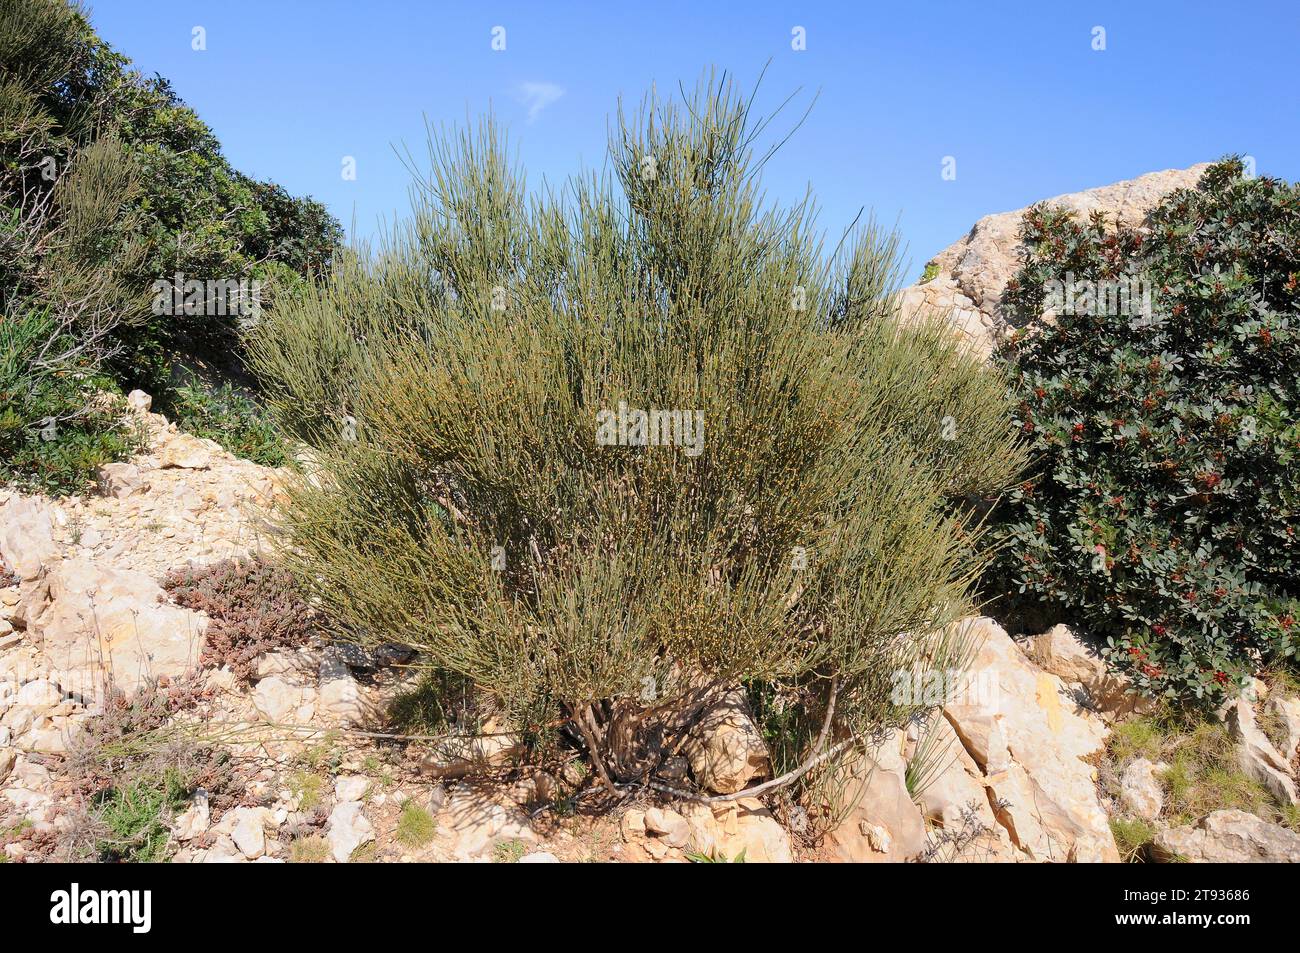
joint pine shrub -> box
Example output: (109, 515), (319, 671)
(250, 74), (1023, 789)
(993, 158), (1300, 705)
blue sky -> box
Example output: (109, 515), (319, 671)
(90, 0), (1300, 278)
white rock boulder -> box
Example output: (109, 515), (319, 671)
(1026, 624), (1147, 720)
(682, 688), (770, 795)
(1118, 758), (1165, 821)
(825, 729), (928, 863)
(1224, 695), (1297, 807)
(677, 798), (794, 863)
(326, 800), (374, 863)
(0, 497), (58, 582)
(1154, 810), (1300, 863)
(25, 556), (205, 697)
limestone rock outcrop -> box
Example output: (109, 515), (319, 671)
(1224, 695), (1298, 807)
(24, 556), (205, 698)
(682, 688), (770, 795)
(0, 495), (58, 582)
(897, 165), (1211, 357)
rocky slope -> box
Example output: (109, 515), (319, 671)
(4, 393), (1297, 864)
(0, 399), (1125, 863)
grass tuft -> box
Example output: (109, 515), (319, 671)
(288, 835), (331, 863)
(492, 838), (528, 863)
(395, 802), (437, 847)
(1109, 816), (1156, 863)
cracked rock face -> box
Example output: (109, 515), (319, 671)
(945, 618), (1118, 862)
(1224, 695), (1298, 807)
(896, 165), (1211, 357)
(828, 617), (1120, 863)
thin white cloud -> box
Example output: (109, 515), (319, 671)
(517, 81), (565, 123)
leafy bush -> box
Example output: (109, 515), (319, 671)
(164, 558), (316, 682)
(0, 0), (342, 392)
(251, 76), (1023, 792)
(993, 158), (1300, 704)
(0, 309), (144, 493)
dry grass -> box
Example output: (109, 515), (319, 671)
(288, 835), (331, 863)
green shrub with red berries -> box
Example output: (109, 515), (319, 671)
(992, 158), (1300, 705)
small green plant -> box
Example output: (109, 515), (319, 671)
(298, 730), (344, 773)
(94, 769), (189, 863)
(1162, 721), (1273, 822)
(492, 838), (528, 863)
(904, 712), (959, 802)
(1107, 714), (1167, 764)
(685, 846), (747, 863)
(359, 753), (397, 788)
(395, 802), (437, 847)
(1281, 803), (1300, 834)
(349, 841), (378, 863)
(155, 381), (288, 467)
(288, 770), (326, 812)
(1109, 816), (1156, 863)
